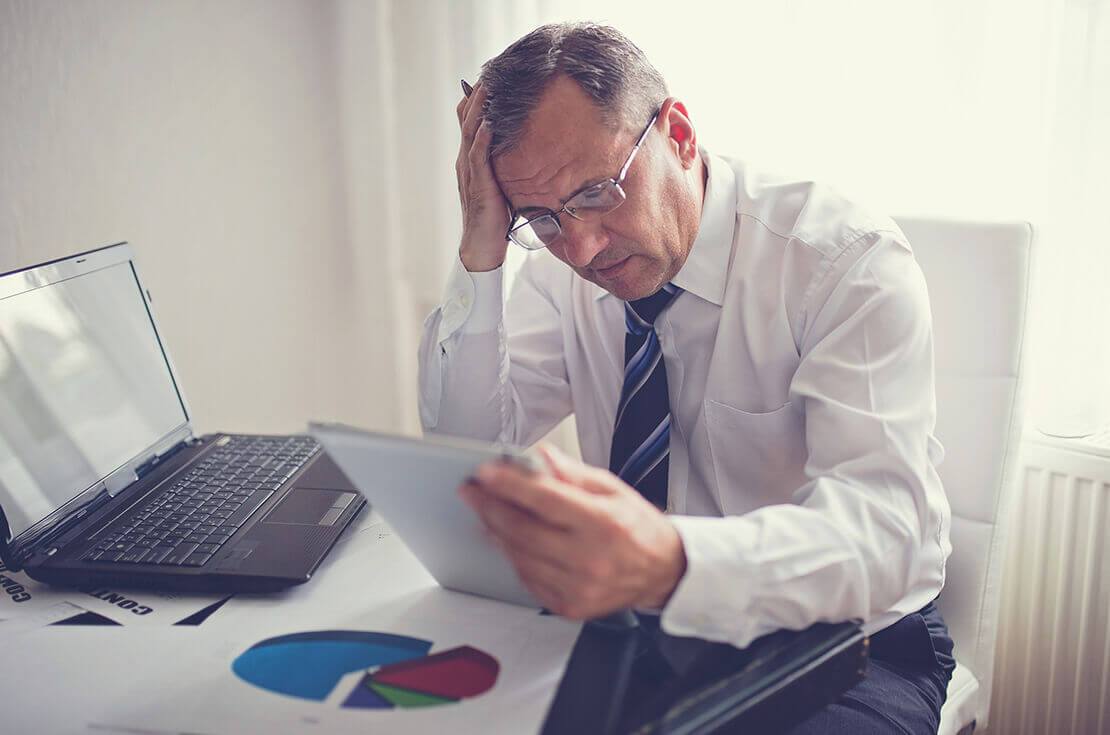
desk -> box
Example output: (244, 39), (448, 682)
(0, 512), (866, 734)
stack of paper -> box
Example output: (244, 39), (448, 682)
(0, 510), (583, 735)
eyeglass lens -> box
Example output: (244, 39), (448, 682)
(509, 180), (628, 248)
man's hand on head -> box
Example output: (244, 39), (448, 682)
(459, 444), (687, 620)
(455, 82), (511, 272)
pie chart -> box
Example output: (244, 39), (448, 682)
(232, 630), (499, 709)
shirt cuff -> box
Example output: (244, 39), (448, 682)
(659, 515), (759, 647)
(436, 255), (504, 343)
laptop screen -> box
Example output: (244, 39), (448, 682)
(0, 257), (188, 540)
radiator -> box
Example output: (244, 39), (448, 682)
(986, 433), (1110, 734)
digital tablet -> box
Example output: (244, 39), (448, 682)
(308, 422), (542, 608)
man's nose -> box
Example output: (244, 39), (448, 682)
(559, 217), (609, 268)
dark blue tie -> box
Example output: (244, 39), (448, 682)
(608, 283), (682, 509)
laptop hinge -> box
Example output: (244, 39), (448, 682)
(134, 438), (191, 482)
(14, 486), (114, 567)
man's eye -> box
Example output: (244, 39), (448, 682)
(568, 196), (600, 214)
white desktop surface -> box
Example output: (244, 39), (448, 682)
(0, 511), (582, 735)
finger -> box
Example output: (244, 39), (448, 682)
(471, 490), (558, 536)
(518, 573), (565, 613)
(463, 480), (568, 540)
(537, 444), (620, 495)
(473, 462), (599, 525)
(456, 147), (470, 202)
(510, 558), (602, 620)
(472, 496), (577, 572)
(463, 480), (551, 529)
(466, 119), (491, 166)
(537, 444), (596, 484)
(467, 122), (510, 223)
(458, 122), (491, 209)
(505, 543), (574, 596)
(460, 83), (488, 143)
(457, 95), (483, 213)
(468, 499), (571, 611)
(466, 121), (497, 189)
(457, 81), (480, 127)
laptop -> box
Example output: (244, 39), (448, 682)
(0, 243), (366, 593)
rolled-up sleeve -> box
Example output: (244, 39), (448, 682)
(418, 253), (574, 446)
(418, 256), (505, 436)
(661, 234), (951, 648)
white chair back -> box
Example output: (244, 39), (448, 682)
(895, 217), (1034, 732)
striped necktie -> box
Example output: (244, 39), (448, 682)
(608, 283), (683, 509)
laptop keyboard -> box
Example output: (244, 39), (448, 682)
(81, 435), (318, 568)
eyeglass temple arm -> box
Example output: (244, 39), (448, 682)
(618, 111), (660, 182)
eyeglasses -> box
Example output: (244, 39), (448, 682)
(506, 111), (659, 251)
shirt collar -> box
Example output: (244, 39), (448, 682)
(593, 146), (736, 306)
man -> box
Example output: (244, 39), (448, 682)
(418, 22), (955, 733)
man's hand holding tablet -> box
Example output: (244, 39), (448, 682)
(462, 445), (687, 621)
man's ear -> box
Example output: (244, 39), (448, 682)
(660, 98), (697, 169)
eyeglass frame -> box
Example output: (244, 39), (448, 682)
(505, 109), (661, 250)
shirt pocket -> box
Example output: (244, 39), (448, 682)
(703, 399), (808, 513)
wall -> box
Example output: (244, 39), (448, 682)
(0, 0), (400, 436)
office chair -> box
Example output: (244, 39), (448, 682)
(895, 217), (1034, 734)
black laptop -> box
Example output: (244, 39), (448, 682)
(0, 243), (366, 592)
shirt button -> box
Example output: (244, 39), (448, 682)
(460, 293), (472, 308)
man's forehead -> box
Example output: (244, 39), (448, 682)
(493, 119), (624, 212)
(491, 76), (628, 212)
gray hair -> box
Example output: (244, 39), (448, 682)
(478, 22), (668, 157)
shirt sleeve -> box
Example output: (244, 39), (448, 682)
(417, 253), (575, 446)
(660, 233), (951, 648)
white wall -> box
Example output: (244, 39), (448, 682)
(0, 0), (402, 436)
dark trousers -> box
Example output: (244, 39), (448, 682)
(788, 601), (957, 734)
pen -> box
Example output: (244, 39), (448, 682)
(461, 79), (474, 97)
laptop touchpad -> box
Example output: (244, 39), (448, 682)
(263, 488), (356, 526)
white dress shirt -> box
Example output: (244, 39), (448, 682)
(418, 149), (951, 648)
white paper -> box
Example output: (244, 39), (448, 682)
(0, 513), (583, 734)
(0, 629), (245, 735)
(0, 562), (82, 617)
(204, 590), (580, 735)
(0, 601), (88, 633)
(0, 562), (229, 626)
(0, 592), (581, 735)
(76, 585), (232, 626)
